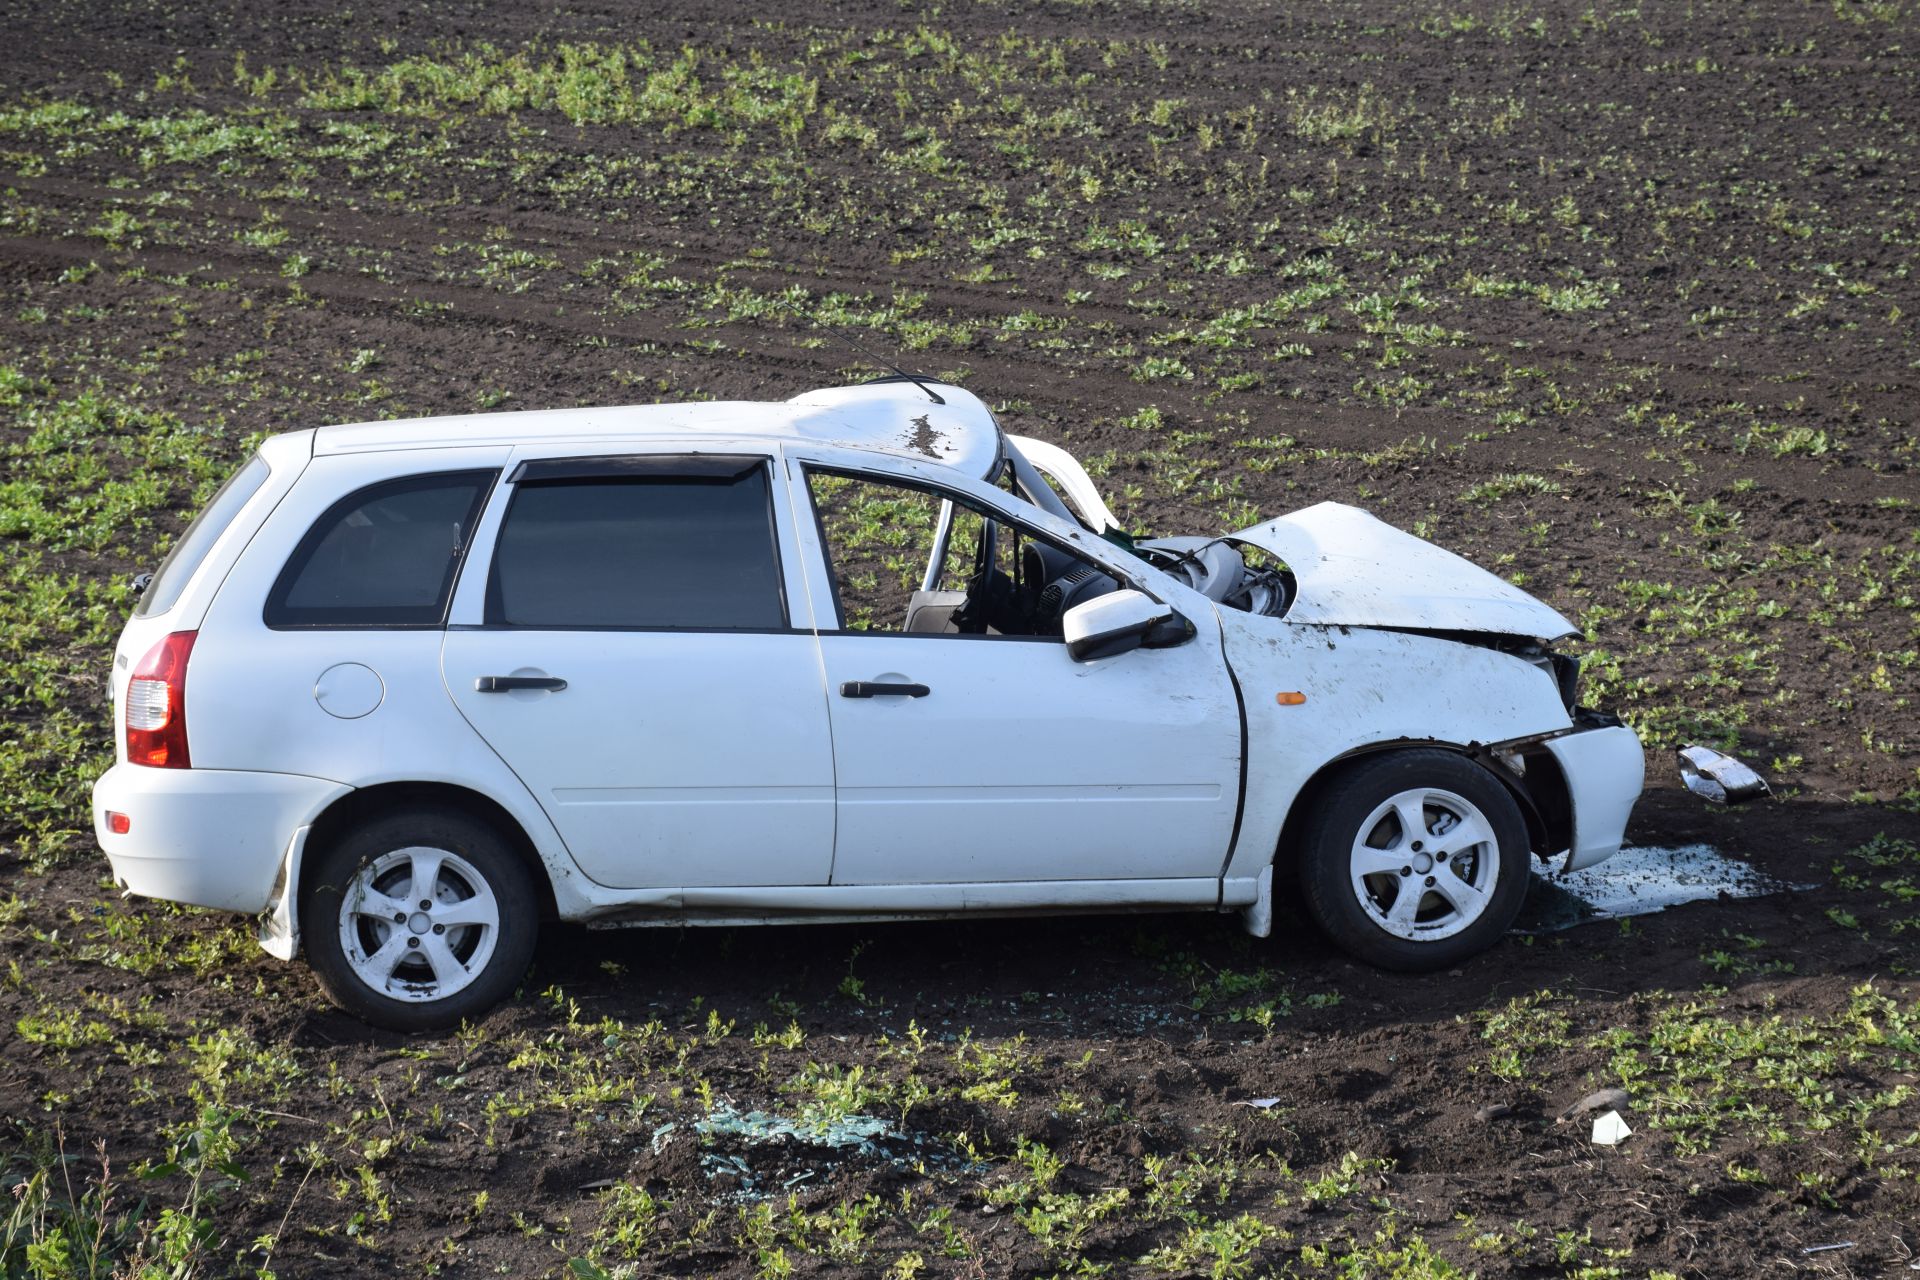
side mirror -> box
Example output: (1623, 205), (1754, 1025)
(1063, 589), (1190, 662)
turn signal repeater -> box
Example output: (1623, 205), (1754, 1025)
(126, 630), (197, 768)
(1275, 691), (1307, 706)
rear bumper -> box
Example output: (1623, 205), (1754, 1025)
(1543, 724), (1645, 873)
(92, 764), (350, 913)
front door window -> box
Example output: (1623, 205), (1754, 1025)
(804, 469), (1119, 640)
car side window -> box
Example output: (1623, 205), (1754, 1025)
(804, 468), (1117, 638)
(486, 459), (787, 630)
(264, 470), (495, 628)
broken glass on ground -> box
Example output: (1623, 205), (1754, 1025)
(1515, 843), (1807, 933)
(646, 1103), (980, 1201)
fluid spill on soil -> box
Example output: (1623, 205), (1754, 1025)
(1519, 843), (1810, 932)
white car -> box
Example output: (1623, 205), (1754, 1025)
(93, 380), (1646, 1029)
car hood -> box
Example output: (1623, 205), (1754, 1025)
(1228, 502), (1578, 641)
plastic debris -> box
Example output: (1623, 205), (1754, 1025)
(1590, 1111), (1633, 1146)
(1232, 1097), (1282, 1110)
(1558, 1086), (1632, 1123)
(1474, 1104), (1512, 1123)
(1800, 1243), (1855, 1255)
(1677, 745), (1770, 806)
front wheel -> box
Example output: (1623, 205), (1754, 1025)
(303, 807), (539, 1031)
(1297, 750), (1530, 971)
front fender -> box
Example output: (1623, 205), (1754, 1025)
(1219, 611), (1574, 884)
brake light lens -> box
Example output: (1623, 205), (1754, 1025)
(126, 631), (196, 768)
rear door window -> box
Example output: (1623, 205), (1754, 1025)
(486, 459), (786, 630)
(265, 471), (494, 628)
(136, 454), (271, 617)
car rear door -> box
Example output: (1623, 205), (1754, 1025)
(441, 452), (836, 889)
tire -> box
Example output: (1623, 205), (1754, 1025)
(1297, 749), (1530, 971)
(303, 807), (538, 1031)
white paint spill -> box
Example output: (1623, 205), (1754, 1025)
(1518, 844), (1804, 933)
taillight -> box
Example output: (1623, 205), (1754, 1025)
(126, 631), (196, 768)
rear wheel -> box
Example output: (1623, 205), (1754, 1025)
(1297, 750), (1529, 971)
(304, 808), (538, 1030)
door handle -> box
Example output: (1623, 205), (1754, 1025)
(840, 681), (930, 699)
(475, 675), (568, 693)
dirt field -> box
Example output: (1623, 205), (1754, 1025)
(2, 0), (1917, 1276)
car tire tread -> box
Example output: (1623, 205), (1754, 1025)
(302, 806), (538, 1031)
(1295, 749), (1530, 972)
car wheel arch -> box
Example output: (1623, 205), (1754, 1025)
(300, 782), (558, 936)
(1273, 739), (1570, 872)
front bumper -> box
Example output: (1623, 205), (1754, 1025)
(1542, 724), (1645, 873)
(92, 764), (350, 914)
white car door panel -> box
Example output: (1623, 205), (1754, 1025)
(440, 451), (836, 890)
(820, 632), (1240, 884)
(442, 630), (835, 888)
(788, 451), (1243, 886)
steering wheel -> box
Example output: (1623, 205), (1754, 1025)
(948, 518), (998, 634)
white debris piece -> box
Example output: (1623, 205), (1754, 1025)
(1591, 1111), (1633, 1146)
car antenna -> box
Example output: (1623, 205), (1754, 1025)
(775, 291), (945, 405)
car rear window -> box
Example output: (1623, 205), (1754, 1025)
(486, 463), (786, 630)
(264, 471), (494, 628)
(136, 454), (271, 618)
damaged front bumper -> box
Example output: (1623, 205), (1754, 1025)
(1542, 723), (1645, 873)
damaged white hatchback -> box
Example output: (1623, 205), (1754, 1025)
(94, 379), (1647, 1029)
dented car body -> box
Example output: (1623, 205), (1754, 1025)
(92, 380), (1645, 1028)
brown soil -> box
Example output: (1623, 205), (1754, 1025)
(1, 0), (1917, 1277)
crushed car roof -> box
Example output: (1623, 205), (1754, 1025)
(306, 380), (1005, 478)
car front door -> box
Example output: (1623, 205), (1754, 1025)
(791, 458), (1242, 886)
(442, 453), (835, 889)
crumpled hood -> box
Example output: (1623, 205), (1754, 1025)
(1230, 502), (1577, 641)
